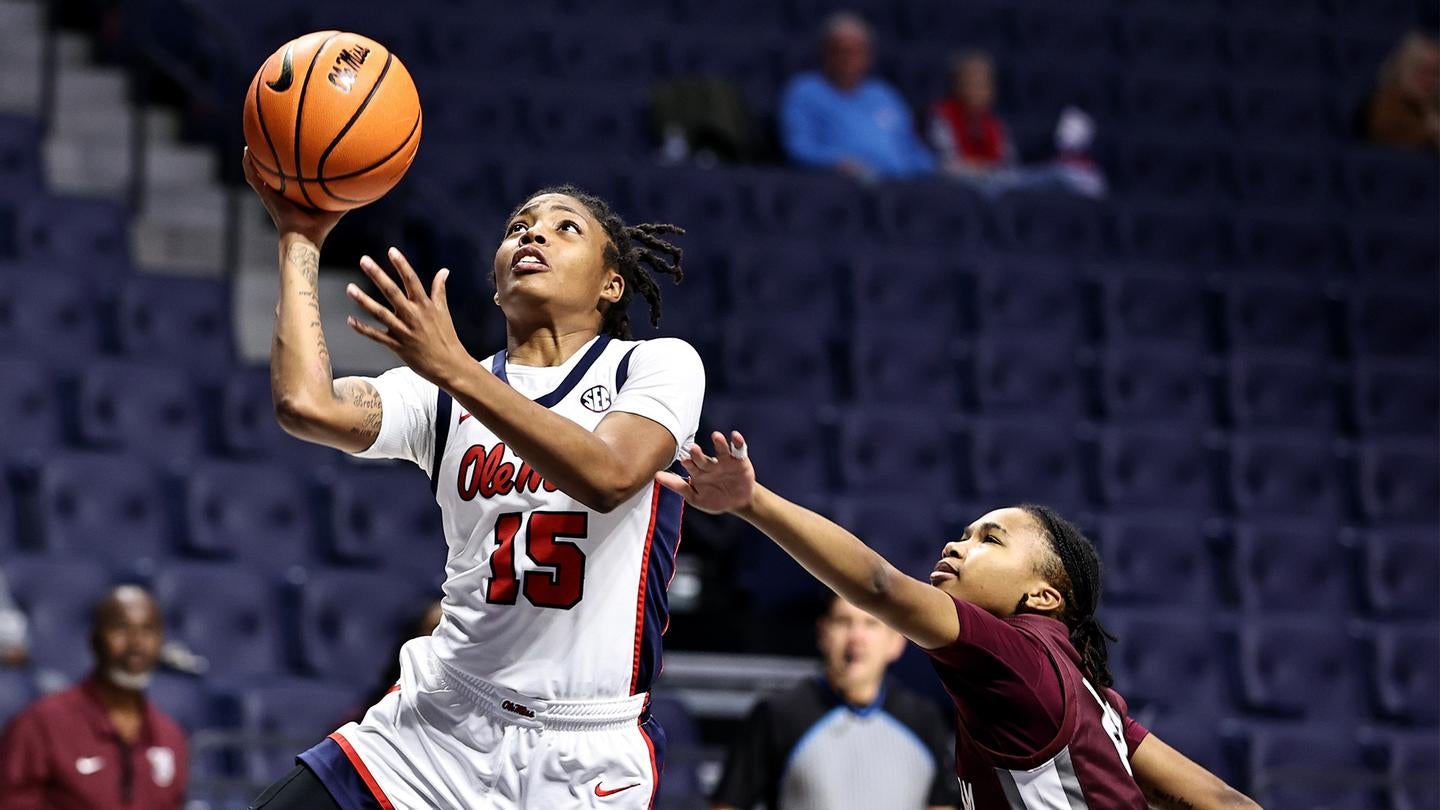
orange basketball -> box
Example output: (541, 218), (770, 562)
(242, 31), (422, 211)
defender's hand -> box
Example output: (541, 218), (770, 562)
(656, 431), (756, 515)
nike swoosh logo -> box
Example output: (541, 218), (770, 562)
(594, 782), (641, 797)
(265, 45), (294, 92)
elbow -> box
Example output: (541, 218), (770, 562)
(1222, 790), (1262, 810)
(853, 559), (904, 614)
(273, 393), (325, 439)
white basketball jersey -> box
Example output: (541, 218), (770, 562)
(354, 335), (705, 701)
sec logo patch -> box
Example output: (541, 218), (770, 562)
(581, 385), (613, 412)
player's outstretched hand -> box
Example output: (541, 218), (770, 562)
(241, 147), (345, 247)
(346, 247), (473, 388)
(656, 431), (756, 515)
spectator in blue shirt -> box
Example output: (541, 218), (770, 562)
(779, 13), (936, 180)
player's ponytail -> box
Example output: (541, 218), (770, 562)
(1019, 504), (1117, 689)
(514, 186), (685, 340)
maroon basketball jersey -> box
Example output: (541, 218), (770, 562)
(925, 596), (1150, 809)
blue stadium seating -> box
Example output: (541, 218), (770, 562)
(117, 276), (232, 374)
(1368, 624), (1440, 726)
(237, 678), (361, 780)
(1240, 723), (1380, 810)
(296, 569), (427, 685)
(1357, 440), (1440, 523)
(1097, 344), (1212, 426)
(184, 459), (315, 576)
(1226, 433), (1346, 516)
(0, 354), (61, 463)
(36, 451), (171, 575)
(0, 272), (107, 365)
(1094, 270), (1209, 346)
(1237, 619), (1363, 720)
(703, 398), (831, 497)
(75, 361), (206, 468)
(153, 562), (281, 681)
(2, 556), (112, 679)
(967, 418), (1085, 512)
(1351, 359), (1439, 437)
(1094, 427), (1215, 511)
(326, 466), (445, 584)
(836, 407), (956, 498)
(1098, 513), (1213, 607)
(1225, 353), (1338, 432)
(0, 668), (35, 730)
(966, 337), (1084, 419)
(1357, 526), (1440, 619)
(1232, 520), (1349, 615)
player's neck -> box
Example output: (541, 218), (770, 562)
(831, 675), (883, 708)
(505, 325), (603, 367)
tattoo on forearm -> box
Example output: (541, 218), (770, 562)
(287, 242), (320, 287)
(333, 379), (383, 438)
(1149, 790), (1196, 810)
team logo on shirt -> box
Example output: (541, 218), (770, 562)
(457, 442), (560, 500)
(75, 756), (104, 775)
(147, 746), (176, 787)
(580, 385), (612, 413)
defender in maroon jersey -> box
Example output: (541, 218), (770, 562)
(660, 431), (1259, 810)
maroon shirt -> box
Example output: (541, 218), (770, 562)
(0, 675), (188, 810)
(926, 597), (1149, 809)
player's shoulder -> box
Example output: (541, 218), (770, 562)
(612, 337), (704, 373)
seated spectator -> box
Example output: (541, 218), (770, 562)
(1362, 31), (1440, 151)
(0, 585), (188, 810)
(929, 51), (1017, 176)
(0, 569), (28, 667)
(711, 594), (958, 810)
(779, 12), (936, 181)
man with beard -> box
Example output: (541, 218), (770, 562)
(0, 585), (188, 809)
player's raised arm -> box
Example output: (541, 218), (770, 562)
(243, 149), (385, 454)
(657, 432), (961, 649)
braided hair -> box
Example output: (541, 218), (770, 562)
(1017, 504), (1117, 688)
(506, 185), (685, 339)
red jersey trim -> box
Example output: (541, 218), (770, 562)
(629, 482), (662, 694)
(328, 731), (396, 810)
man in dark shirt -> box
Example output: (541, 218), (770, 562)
(0, 585), (188, 810)
(712, 594), (959, 810)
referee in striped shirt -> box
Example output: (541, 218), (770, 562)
(712, 595), (959, 810)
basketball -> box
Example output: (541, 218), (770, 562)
(242, 31), (422, 212)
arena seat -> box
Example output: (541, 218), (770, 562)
(1232, 519), (1348, 615)
(1094, 427), (1216, 510)
(1097, 344), (1212, 426)
(37, 451), (171, 574)
(967, 336), (1084, 420)
(1237, 619), (1363, 719)
(237, 677), (363, 780)
(327, 466), (445, 584)
(1357, 440), (1440, 523)
(185, 459), (315, 576)
(1351, 359), (1439, 437)
(296, 569), (430, 685)
(1225, 352), (1338, 432)
(1226, 433), (1346, 516)
(0, 354), (61, 462)
(75, 361), (206, 467)
(153, 562), (282, 681)
(1369, 623), (1440, 726)
(2, 556), (111, 679)
(1099, 513), (1213, 607)
(967, 418), (1086, 511)
(1095, 270), (1209, 346)
(117, 275), (232, 374)
(1357, 526), (1440, 619)
(836, 406), (956, 498)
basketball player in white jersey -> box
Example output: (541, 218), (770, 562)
(240, 150), (705, 810)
